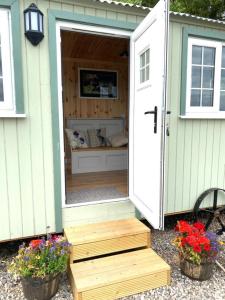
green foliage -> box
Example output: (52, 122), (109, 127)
(8, 235), (71, 279)
(120, 0), (225, 19)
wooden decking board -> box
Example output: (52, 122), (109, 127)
(81, 272), (169, 300)
(65, 218), (151, 261)
(64, 218), (150, 245)
(70, 249), (170, 300)
(73, 244), (153, 273)
(72, 249), (170, 291)
(72, 232), (149, 261)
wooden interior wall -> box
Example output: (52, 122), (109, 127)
(62, 58), (128, 127)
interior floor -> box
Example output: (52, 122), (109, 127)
(66, 170), (128, 204)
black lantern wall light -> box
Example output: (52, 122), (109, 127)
(24, 3), (44, 46)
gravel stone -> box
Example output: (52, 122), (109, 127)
(1, 214), (225, 299)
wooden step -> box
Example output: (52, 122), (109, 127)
(69, 248), (171, 300)
(64, 218), (150, 262)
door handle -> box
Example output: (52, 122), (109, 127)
(144, 106), (157, 134)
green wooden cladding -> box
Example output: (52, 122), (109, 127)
(165, 21), (225, 214)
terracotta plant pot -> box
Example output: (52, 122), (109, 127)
(180, 256), (213, 281)
(21, 273), (61, 300)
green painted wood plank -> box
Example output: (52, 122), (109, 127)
(204, 121), (215, 191)
(106, 10), (117, 20)
(181, 121), (193, 211)
(61, 3), (73, 12)
(16, 118), (35, 237)
(85, 7), (96, 16)
(174, 120), (185, 212)
(117, 13), (127, 22)
(217, 123), (225, 189)
(4, 120), (23, 238)
(24, 3), (47, 234)
(96, 9), (107, 18)
(189, 120), (201, 209)
(211, 121), (221, 187)
(0, 121), (10, 240)
(166, 23), (181, 213)
(49, 1), (62, 10)
(37, 0), (56, 233)
(74, 5), (85, 14)
(196, 120), (208, 194)
(127, 14), (137, 23)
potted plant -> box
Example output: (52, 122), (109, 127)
(8, 235), (71, 300)
(173, 220), (220, 281)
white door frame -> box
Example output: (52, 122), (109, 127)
(55, 21), (132, 208)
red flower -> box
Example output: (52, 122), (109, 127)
(30, 239), (42, 248)
(204, 244), (211, 251)
(193, 245), (201, 253)
(181, 237), (187, 246)
(51, 235), (60, 241)
(198, 236), (210, 246)
(186, 235), (197, 247)
(193, 222), (205, 232)
(175, 220), (193, 235)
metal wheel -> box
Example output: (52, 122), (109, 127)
(193, 188), (225, 235)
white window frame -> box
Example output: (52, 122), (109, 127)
(0, 9), (15, 112)
(138, 45), (151, 90)
(185, 37), (225, 118)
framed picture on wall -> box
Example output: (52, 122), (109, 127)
(79, 69), (118, 99)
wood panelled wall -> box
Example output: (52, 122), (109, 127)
(62, 58), (128, 125)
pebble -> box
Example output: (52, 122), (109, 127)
(1, 215), (225, 299)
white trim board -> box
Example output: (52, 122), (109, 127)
(56, 21), (131, 208)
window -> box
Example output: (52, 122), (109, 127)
(0, 9), (15, 112)
(186, 37), (225, 116)
(140, 48), (150, 83)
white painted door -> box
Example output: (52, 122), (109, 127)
(129, 0), (169, 229)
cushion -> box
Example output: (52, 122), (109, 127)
(108, 133), (128, 147)
(87, 128), (107, 147)
(65, 129), (88, 149)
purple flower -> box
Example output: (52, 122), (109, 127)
(50, 246), (56, 253)
(24, 256), (29, 261)
(19, 243), (25, 250)
(206, 232), (218, 241)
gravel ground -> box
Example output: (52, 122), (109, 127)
(1, 214), (225, 300)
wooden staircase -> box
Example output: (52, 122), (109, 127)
(64, 218), (170, 300)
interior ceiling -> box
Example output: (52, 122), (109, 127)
(61, 30), (129, 62)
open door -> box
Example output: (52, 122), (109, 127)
(129, 0), (169, 229)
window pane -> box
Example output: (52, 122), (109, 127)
(202, 90), (213, 106)
(31, 11), (38, 31)
(140, 53), (145, 68)
(191, 89), (201, 106)
(221, 69), (225, 90)
(192, 66), (201, 88)
(0, 78), (4, 102)
(220, 91), (225, 111)
(192, 46), (202, 65)
(146, 49), (150, 64)
(140, 69), (145, 83)
(203, 47), (215, 66)
(203, 67), (214, 88)
(222, 47), (225, 68)
(0, 47), (2, 76)
(146, 66), (149, 81)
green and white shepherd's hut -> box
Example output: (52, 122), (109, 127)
(1, 0), (225, 241)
